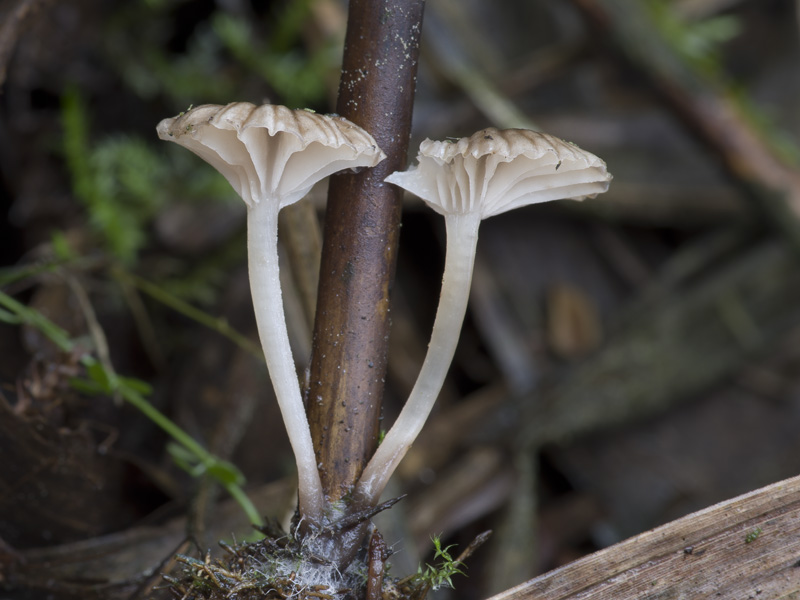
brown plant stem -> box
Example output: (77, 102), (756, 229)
(306, 0), (425, 505)
(365, 530), (389, 600)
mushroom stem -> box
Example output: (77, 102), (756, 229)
(355, 212), (482, 507)
(247, 201), (324, 525)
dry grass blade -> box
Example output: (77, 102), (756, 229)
(485, 473), (800, 600)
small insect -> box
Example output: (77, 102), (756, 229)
(745, 527), (762, 543)
(555, 159), (562, 171)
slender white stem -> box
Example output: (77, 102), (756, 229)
(354, 212), (482, 507)
(247, 201), (324, 524)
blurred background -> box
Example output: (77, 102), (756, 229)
(1, 0), (799, 598)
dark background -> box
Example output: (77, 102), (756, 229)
(1, 0), (799, 598)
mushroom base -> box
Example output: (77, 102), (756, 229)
(162, 523), (434, 600)
(163, 522), (367, 600)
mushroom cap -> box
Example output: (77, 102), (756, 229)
(157, 103), (386, 208)
(385, 128), (611, 219)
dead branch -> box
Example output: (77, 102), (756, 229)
(486, 473), (800, 599)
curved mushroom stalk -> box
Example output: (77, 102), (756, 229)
(356, 128), (612, 507)
(158, 103), (385, 526)
(246, 200), (322, 518)
(355, 211), (480, 505)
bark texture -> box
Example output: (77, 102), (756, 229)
(306, 0), (426, 502)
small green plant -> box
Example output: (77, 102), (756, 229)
(0, 287), (262, 527)
(213, 11), (333, 109)
(61, 86), (241, 272)
(61, 87), (165, 265)
(644, 0), (740, 77)
(640, 0), (800, 169)
(745, 527), (762, 544)
(414, 536), (466, 592)
(103, 1), (333, 110)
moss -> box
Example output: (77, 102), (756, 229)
(163, 521), (369, 600)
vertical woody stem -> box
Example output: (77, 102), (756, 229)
(306, 0), (426, 504)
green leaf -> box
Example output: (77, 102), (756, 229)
(87, 361), (113, 392)
(50, 231), (78, 261)
(167, 442), (207, 477)
(207, 459), (245, 487)
(0, 307), (22, 325)
(119, 376), (153, 395)
(0, 291), (74, 353)
(68, 377), (107, 396)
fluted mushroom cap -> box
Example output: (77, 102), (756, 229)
(385, 128), (611, 218)
(157, 103), (386, 208)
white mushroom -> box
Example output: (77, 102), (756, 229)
(157, 102), (385, 525)
(356, 128), (612, 506)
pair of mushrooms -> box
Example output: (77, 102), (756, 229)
(157, 103), (611, 527)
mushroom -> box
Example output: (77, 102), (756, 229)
(157, 102), (385, 525)
(355, 127), (611, 506)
